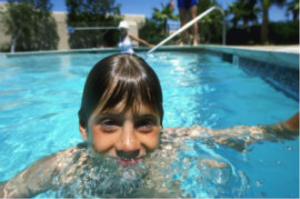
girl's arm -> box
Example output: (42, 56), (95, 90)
(0, 154), (58, 198)
(283, 112), (299, 132)
(163, 112), (299, 152)
(129, 33), (154, 48)
(0, 145), (86, 198)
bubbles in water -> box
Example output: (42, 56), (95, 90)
(45, 136), (252, 198)
(274, 160), (282, 165)
(50, 150), (150, 198)
(285, 146), (292, 150)
(254, 179), (264, 187)
(122, 167), (137, 181)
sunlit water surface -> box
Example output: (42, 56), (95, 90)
(0, 52), (298, 198)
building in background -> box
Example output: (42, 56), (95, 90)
(0, 2), (145, 51)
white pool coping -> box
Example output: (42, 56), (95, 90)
(1, 45), (299, 70)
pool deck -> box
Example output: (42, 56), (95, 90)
(218, 45), (299, 54)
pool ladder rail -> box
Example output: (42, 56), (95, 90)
(147, 6), (226, 55)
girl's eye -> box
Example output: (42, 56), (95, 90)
(101, 120), (118, 132)
(136, 120), (155, 133)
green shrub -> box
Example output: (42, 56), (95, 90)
(227, 20), (299, 45)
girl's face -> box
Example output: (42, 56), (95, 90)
(120, 28), (128, 35)
(79, 102), (162, 166)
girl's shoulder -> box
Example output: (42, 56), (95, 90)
(55, 142), (89, 169)
(162, 125), (209, 140)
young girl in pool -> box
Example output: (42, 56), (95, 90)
(0, 54), (298, 198)
(118, 21), (154, 54)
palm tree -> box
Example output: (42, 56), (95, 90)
(259, 0), (285, 44)
(152, 3), (179, 36)
(227, 0), (260, 28)
(286, 0), (299, 21)
(197, 0), (223, 43)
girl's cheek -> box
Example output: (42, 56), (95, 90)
(140, 130), (160, 150)
(90, 128), (118, 152)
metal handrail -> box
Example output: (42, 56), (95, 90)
(147, 6), (226, 54)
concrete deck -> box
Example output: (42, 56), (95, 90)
(222, 45), (299, 54)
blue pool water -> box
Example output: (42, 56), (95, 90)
(0, 51), (299, 198)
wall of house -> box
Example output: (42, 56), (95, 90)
(0, 2), (145, 51)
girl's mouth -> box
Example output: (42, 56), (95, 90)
(117, 158), (141, 166)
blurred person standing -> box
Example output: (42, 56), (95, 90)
(170, 0), (199, 45)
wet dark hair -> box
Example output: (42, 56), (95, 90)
(78, 54), (163, 127)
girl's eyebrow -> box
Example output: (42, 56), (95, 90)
(92, 113), (125, 122)
(133, 114), (159, 121)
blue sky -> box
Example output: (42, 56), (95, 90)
(0, 0), (291, 21)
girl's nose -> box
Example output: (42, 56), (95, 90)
(116, 121), (140, 155)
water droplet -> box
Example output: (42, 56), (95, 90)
(275, 160), (281, 165)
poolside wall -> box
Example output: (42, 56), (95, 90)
(0, 2), (10, 49)
(136, 46), (300, 101)
(238, 57), (299, 101)
(0, 2), (145, 51)
(51, 12), (145, 50)
(201, 46), (299, 101)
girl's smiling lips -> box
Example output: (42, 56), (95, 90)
(117, 158), (142, 166)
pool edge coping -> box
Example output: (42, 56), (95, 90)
(1, 45), (299, 69)
(199, 45), (299, 70)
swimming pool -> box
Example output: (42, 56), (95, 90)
(0, 48), (299, 197)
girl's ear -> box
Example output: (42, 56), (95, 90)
(79, 124), (88, 140)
